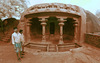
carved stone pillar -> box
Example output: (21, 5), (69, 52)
(26, 18), (31, 42)
(58, 18), (66, 44)
(39, 18), (47, 42)
(73, 19), (78, 43)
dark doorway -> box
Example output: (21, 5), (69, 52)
(50, 22), (55, 34)
(30, 18), (42, 41)
(46, 17), (59, 34)
(46, 17), (59, 44)
(63, 18), (75, 42)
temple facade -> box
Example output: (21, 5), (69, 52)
(19, 3), (88, 44)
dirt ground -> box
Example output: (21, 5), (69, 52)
(0, 41), (100, 63)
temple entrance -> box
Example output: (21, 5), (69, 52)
(28, 17), (77, 44)
(63, 18), (75, 43)
(50, 22), (55, 34)
(30, 18), (42, 42)
(46, 17), (59, 44)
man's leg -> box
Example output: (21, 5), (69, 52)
(22, 45), (25, 54)
(20, 51), (23, 58)
(16, 52), (20, 59)
(21, 42), (24, 55)
(14, 44), (16, 50)
(21, 42), (24, 53)
(16, 48), (21, 61)
(19, 42), (23, 58)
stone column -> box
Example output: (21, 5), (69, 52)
(58, 18), (66, 44)
(73, 20), (78, 43)
(39, 18), (47, 43)
(26, 18), (32, 43)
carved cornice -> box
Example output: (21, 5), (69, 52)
(24, 3), (80, 16)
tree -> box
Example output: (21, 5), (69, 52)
(0, 0), (28, 19)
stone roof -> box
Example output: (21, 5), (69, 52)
(85, 10), (100, 32)
(23, 3), (80, 16)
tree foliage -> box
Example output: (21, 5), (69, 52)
(0, 0), (28, 19)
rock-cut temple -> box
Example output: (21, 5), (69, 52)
(18, 3), (100, 47)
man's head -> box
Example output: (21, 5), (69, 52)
(19, 29), (23, 34)
(13, 27), (18, 32)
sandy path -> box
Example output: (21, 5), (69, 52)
(0, 42), (100, 63)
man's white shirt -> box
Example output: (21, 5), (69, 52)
(12, 32), (21, 44)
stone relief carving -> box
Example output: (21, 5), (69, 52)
(25, 3), (80, 16)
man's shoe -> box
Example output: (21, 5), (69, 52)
(21, 56), (24, 58)
(22, 53), (25, 55)
(18, 58), (21, 61)
(22, 51), (25, 53)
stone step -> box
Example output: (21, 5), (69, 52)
(57, 43), (75, 46)
(47, 44), (57, 52)
(5, 37), (11, 39)
(2, 39), (9, 40)
(2, 37), (10, 40)
(29, 44), (47, 48)
(2, 38), (10, 42)
(2, 40), (9, 42)
(2, 38), (10, 40)
(58, 45), (75, 47)
(25, 43), (80, 52)
(2, 34), (11, 39)
(2, 38), (9, 40)
(4, 35), (11, 37)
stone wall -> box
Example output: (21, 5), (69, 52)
(85, 33), (100, 48)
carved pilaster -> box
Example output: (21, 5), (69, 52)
(73, 18), (78, 43)
(39, 17), (48, 43)
(26, 18), (32, 42)
(57, 17), (66, 44)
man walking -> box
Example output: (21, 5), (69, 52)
(19, 29), (25, 55)
(12, 27), (23, 61)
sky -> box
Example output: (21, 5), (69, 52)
(27, 0), (100, 14)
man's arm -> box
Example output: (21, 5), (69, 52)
(23, 34), (25, 44)
(21, 34), (25, 45)
(12, 34), (15, 44)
